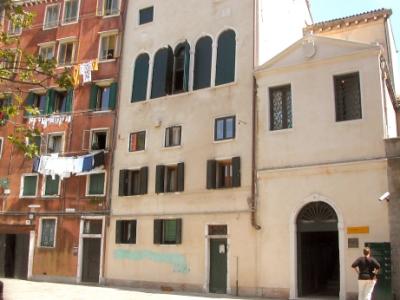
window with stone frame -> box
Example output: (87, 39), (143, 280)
(129, 131), (146, 152)
(165, 126), (181, 147)
(153, 219), (182, 245)
(118, 168), (148, 196)
(44, 4), (60, 29)
(115, 220), (137, 244)
(39, 218), (56, 247)
(334, 72), (362, 122)
(63, 0), (79, 24)
(269, 84), (292, 131)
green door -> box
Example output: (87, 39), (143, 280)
(365, 242), (392, 300)
(209, 238), (227, 294)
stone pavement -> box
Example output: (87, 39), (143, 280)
(1, 279), (267, 300)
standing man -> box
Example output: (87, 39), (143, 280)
(352, 247), (381, 300)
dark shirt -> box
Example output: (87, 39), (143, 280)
(352, 256), (381, 280)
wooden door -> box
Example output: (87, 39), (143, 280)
(209, 238), (227, 294)
(81, 238), (101, 283)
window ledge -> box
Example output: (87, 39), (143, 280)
(98, 58), (117, 64)
(91, 109), (113, 114)
(268, 128), (294, 135)
(102, 13), (120, 19)
(213, 138), (235, 144)
(61, 20), (79, 26)
(85, 194), (106, 197)
(20, 196), (37, 199)
(335, 118), (363, 125)
(37, 246), (56, 249)
(56, 65), (74, 69)
(163, 145), (182, 150)
(212, 81), (238, 90)
(42, 195), (60, 199)
(43, 26), (59, 31)
(129, 149), (146, 154)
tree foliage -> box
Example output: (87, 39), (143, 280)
(0, 0), (73, 158)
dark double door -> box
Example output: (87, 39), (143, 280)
(0, 234), (30, 279)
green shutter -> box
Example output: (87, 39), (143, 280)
(89, 173), (105, 195)
(151, 48), (169, 99)
(153, 219), (162, 244)
(175, 219), (182, 244)
(215, 30), (236, 86)
(155, 165), (165, 194)
(108, 82), (118, 109)
(193, 36), (212, 90)
(25, 92), (35, 116)
(115, 220), (122, 243)
(177, 162), (184, 192)
(23, 175), (37, 196)
(132, 54), (149, 102)
(45, 89), (55, 115)
(65, 89), (73, 112)
(45, 175), (59, 196)
(89, 84), (98, 110)
(206, 160), (217, 189)
(139, 166), (148, 195)
(164, 220), (177, 243)
(183, 43), (190, 92)
(232, 156), (241, 187)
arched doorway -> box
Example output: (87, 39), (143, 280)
(297, 201), (339, 298)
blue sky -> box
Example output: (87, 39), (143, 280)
(310, 0), (400, 53)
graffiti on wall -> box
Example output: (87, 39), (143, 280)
(114, 249), (190, 273)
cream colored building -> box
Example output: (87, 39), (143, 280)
(105, 0), (311, 297)
(255, 21), (398, 300)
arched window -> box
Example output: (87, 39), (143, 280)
(215, 30), (236, 86)
(151, 46), (173, 99)
(193, 36), (212, 90)
(172, 42), (190, 94)
(131, 53), (149, 102)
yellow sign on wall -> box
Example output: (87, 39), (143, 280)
(347, 226), (369, 234)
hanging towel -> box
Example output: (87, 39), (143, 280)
(82, 155), (94, 172)
(93, 151), (105, 168)
(73, 157), (84, 173)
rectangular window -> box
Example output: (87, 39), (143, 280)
(83, 219), (102, 234)
(8, 22), (22, 36)
(129, 131), (145, 152)
(91, 130), (108, 150)
(334, 72), (362, 122)
(58, 41), (75, 66)
(87, 173), (105, 196)
(154, 219), (182, 245)
(165, 126), (181, 147)
(32, 93), (47, 115)
(63, 0), (79, 24)
(40, 218), (56, 248)
(20, 174), (38, 197)
(39, 45), (55, 61)
(44, 4), (60, 29)
(119, 168), (148, 196)
(44, 175), (60, 196)
(47, 134), (63, 154)
(207, 157), (241, 189)
(115, 220), (137, 244)
(102, 0), (119, 16)
(89, 83), (117, 111)
(155, 163), (184, 193)
(99, 34), (117, 61)
(208, 225), (227, 235)
(139, 6), (153, 25)
(215, 116), (235, 141)
(53, 91), (68, 113)
(1, 49), (20, 72)
(269, 85), (292, 131)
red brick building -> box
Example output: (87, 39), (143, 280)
(0, 0), (126, 283)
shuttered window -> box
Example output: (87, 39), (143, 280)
(334, 72), (362, 121)
(151, 47), (173, 99)
(44, 175), (60, 196)
(215, 30), (236, 86)
(132, 54), (149, 102)
(172, 42), (190, 94)
(88, 173), (105, 196)
(115, 220), (137, 244)
(206, 157), (240, 189)
(193, 36), (212, 90)
(40, 218), (56, 247)
(155, 163), (184, 193)
(153, 219), (182, 245)
(21, 175), (38, 197)
(89, 82), (117, 110)
(118, 167), (148, 196)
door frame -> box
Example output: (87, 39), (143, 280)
(204, 223), (231, 294)
(289, 194), (346, 300)
(76, 216), (105, 284)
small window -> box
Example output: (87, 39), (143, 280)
(91, 130), (108, 150)
(154, 219), (182, 245)
(116, 220), (137, 244)
(99, 34), (118, 61)
(101, 0), (120, 16)
(39, 45), (55, 61)
(44, 4), (60, 29)
(89, 83), (117, 111)
(155, 163), (184, 193)
(334, 72), (362, 122)
(44, 175), (60, 196)
(1, 49), (20, 72)
(40, 218), (57, 248)
(63, 0), (79, 24)
(119, 168), (148, 196)
(269, 85), (292, 131)
(87, 173), (105, 196)
(20, 174), (38, 197)
(47, 134), (63, 154)
(139, 6), (153, 25)
(165, 126), (181, 147)
(8, 21), (22, 36)
(208, 225), (227, 235)
(58, 41), (75, 66)
(207, 157), (240, 189)
(129, 131), (145, 152)
(83, 219), (103, 234)
(215, 116), (235, 141)
(32, 94), (47, 115)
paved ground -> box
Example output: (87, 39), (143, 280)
(1, 279), (264, 300)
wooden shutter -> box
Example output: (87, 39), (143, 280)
(65, 89), (73, 112)
(130, 220), (137, 243)
(108, 82), (118, 109)
(153, 219), (162, 244)
(232, 156), (241, 187)
(183, 43), (190, 92)
(193, 36), (212, 90)
(25, 92), (34, 116)
(131, 53), (149, 102)
(155, 165), (165, 194)
(206, 159), (217, 189)
(177, 162), (184, 192)
(89, 84), (98, 110)
(45, 89), (55, 114)
(151, 48), (168, 99)
(215, 30), (236, 86)
(175, 218), (182, 244)
(139, 166), (148, 195)
(165, 46), (174, 95)
(115, 220), (122, 243)
(118, 170), (128, 196)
